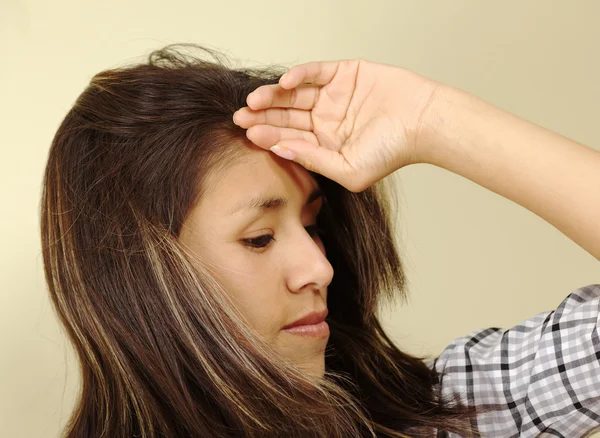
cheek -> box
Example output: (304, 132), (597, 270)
(232, 286), (281, 338)
(189, 236), (285, 342)
(213, 256), (283, 341)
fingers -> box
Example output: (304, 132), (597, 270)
(246, 84), (319, 111)
(245, 125), (319, 150)
(270, 138), (355, 190)
(278, 61), (341, 89)
(233, 107), (313, 132)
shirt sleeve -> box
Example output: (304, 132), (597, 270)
(426, 284), (600, 437)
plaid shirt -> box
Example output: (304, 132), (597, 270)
(426, 283), (600, 437)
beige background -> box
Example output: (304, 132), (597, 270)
(2, 0), (599, 436)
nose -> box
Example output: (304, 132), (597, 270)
(286, 229), (334, 294)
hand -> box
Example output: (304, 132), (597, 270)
(232, 59), (440, 192)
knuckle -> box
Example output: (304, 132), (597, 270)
(290, 88), (297, 107)
(282, 108), (290, 127)
(300, 157), (316, 172)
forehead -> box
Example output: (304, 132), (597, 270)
(201, 143), (319, 215)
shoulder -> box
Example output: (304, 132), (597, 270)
(427, 283), (600, 437)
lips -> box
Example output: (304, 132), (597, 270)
(282, 308), (328, 329)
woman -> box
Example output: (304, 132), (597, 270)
(40, 43), (599, 437)
(234, 56), (600, 436)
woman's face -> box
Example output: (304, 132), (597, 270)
(179, 142), (334, 378)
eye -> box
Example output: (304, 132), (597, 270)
(243, 225), (326, 250)
(244, 234), (274, 249)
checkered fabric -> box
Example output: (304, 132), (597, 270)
(426, 283), (600, 437)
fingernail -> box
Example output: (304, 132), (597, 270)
(270, 145), (295, 160)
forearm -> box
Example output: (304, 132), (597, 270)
(420, 83), (600, 261)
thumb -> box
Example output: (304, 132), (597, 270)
(270, 140), (352, 185)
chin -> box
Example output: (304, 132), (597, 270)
(302, 356), (326, 381)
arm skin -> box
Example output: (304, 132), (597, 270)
(418, 83), (600, 261)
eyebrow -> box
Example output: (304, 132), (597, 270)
(228, 186), (325, 215)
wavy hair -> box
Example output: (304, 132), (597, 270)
(40, 43), (490, 437)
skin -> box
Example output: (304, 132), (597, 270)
(233, 58), (600, 260)
(179, 140), (334, 378)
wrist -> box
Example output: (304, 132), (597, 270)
(414, 82), (479, 168)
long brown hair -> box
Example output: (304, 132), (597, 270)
(40, 43), (489, 437)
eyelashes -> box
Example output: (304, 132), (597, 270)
(243, 225), (326, 250)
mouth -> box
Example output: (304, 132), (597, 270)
(282, 320), (330, 338)
(282, 308), (327, 327)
